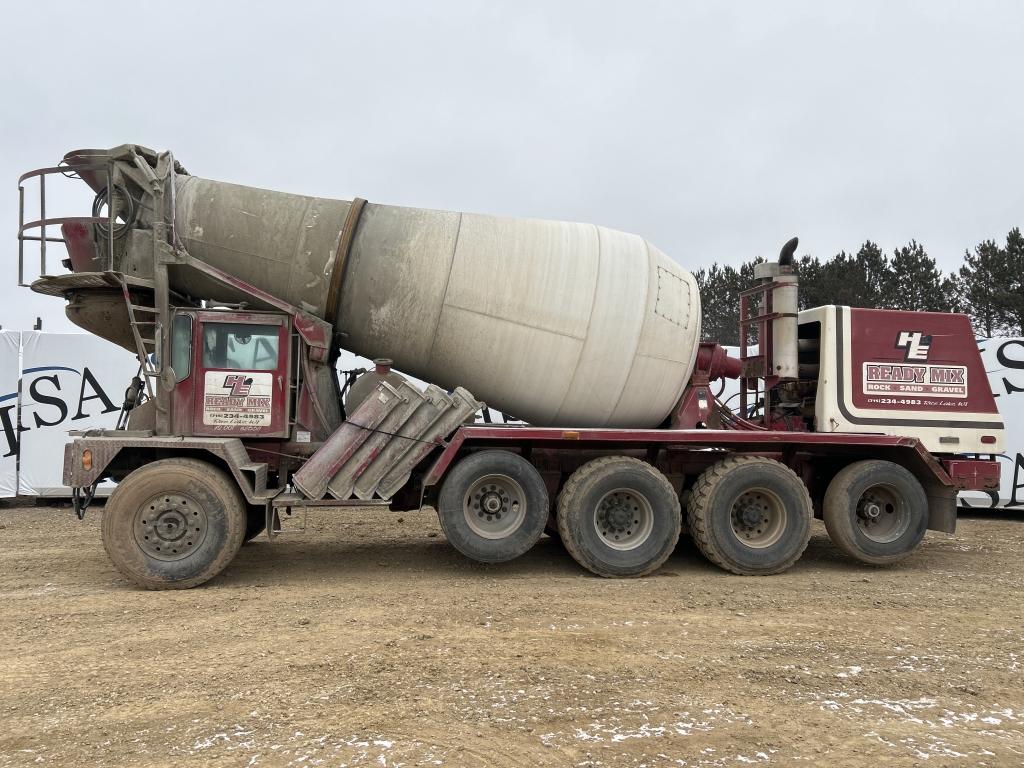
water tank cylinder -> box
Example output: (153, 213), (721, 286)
(345, 359), (407, 413)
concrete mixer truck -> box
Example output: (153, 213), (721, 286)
(17, 144), (1003, 589)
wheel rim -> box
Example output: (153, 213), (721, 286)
(730, 488), (786, 548)
(133, 492), (209, 561)
(855, 483), (910, 543)
(594, 488), (654, 551)
(464, 474), (527, 539)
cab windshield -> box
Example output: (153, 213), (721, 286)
(202, 323), (279, 370)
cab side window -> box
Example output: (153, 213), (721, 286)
(170, 314), (193, 383)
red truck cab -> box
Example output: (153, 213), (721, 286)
(167, 310), (292, 439)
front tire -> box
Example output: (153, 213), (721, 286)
(823, 460), (928, 565)
(687, 456), (811, 575)
(101, 458), (247, 589)
(437, 450), (548, 563)
(557, 456), (680, 578)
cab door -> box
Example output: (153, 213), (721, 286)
(190, 312), (291, 438)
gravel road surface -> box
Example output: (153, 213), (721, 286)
(1, 503), (1022, 767)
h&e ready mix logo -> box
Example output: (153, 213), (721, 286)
(202, 371), (273, 427)
(861, 329), (967, 399)
(896, 331), (932, 361)
(222, 374), (253, 397)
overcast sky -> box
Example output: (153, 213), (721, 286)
(1, 0), (1021, 334)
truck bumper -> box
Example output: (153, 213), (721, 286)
(941, 458), (1001, 491)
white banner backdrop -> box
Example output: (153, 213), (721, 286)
(959, 338), (1024, 510)
(0, 331), (21, 497)
(16, 332), (136, 496)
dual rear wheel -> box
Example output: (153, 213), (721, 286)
(438, 452), (680, 576)
(685, 456), (928, 571)
(687, 456), (813, 575)
(440, 452), (822, 577)
(557, 457), (681, 578)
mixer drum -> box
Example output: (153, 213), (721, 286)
(173, 174), (701, 428)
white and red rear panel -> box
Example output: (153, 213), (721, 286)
(805, 306), (1004, 454)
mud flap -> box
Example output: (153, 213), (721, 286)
(926, 485), (958, 533)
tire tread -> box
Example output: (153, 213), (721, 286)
(557, 456), (680, 578)
(101, 457), (246, 590)
(437, 450), (548, 563)
(687, 455), (812, 576)
(823, 460), (927, 566)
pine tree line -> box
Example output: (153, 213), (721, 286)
(694, 227), (1023, 345)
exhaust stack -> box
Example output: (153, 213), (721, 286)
(752, 237), (800, 381)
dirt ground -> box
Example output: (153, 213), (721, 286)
(1, 502), (1022, 768)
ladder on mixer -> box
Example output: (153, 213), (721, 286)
(119, 279), (160, 398)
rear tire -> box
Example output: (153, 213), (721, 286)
(101, 458), (247, 589)
(437, 450), (548, 563)
(824, 460), (928, 565)
(557, 456), (680, 577)
(687, 456), (811, 575)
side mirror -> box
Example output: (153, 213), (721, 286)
(160, 366), (177, 392)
